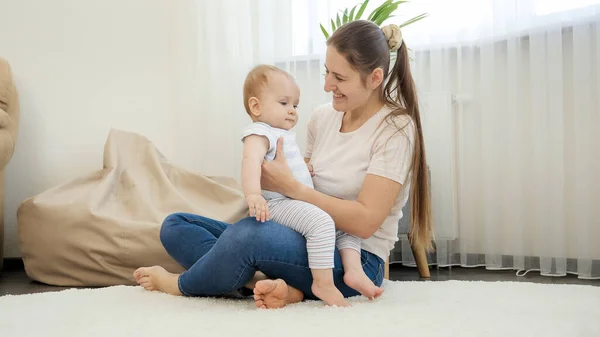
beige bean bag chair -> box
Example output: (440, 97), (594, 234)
(18, 129), (247, 286)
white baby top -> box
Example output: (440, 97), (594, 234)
(241, 122), (314, 200)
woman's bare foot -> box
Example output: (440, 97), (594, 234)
(312, 280), (350, 307)
(253, 279), (303, 309)
(343, 268), (384, 300)
(133, 266), (183, 296)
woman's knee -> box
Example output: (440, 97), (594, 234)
(226, 217), (304, 252)
(159, 213), (188, 248)
(223, 217), (267, 247)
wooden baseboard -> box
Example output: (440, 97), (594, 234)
(384, 258), (389, 279)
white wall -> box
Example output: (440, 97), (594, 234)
(0, 0), (199, 257)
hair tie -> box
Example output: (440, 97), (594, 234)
(381, 24), (403, 52)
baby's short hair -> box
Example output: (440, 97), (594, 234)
(243, 64), (293, 115)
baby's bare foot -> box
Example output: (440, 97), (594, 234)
(344, 268), (384, 300)
(312, 281), (350, 307)
(253, 279), (304, 309)
(133, 266), (182, 296)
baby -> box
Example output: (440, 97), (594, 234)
(240, 64), (384, 307)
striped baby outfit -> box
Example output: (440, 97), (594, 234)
(241, 122), (360, 269)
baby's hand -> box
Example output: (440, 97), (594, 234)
(306, 163), (315, 177)
(246, 194), (269, 222)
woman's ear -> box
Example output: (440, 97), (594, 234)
(368, 68), (384, 89)
(248, 97), (261, 117)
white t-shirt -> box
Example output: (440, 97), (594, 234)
(305, 103), (415, 261)
(241, 122), (314, 200)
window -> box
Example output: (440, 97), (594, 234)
(534, 0), (600, 15)
(288, 0), (600, 56)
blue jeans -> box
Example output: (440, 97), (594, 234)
(160, 212), (385, 299)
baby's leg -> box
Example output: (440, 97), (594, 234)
(268, 199), (349, 307)
(336, 231), (384, 300)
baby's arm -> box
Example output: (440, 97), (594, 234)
(242, 135), (270, 222)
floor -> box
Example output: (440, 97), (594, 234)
(1, 259), (597, 297)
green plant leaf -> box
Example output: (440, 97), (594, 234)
(355, 0), (369, 20)
(369, 7), (384, 22)
(399, 13), (428, 28)
(349, 5), (357, 21)
(369, 0), (391, 21)
(320, 23), (330, 39)
(374, 3), (398, 25)
(320, 0), (427, 41)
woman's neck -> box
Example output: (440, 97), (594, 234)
(341, 95), (385, 133)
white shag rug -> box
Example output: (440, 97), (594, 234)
(1, 280), (599, 337)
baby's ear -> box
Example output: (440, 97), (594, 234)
(248, 97), (261, 117)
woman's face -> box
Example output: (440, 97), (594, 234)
(323, 46), (376, 113)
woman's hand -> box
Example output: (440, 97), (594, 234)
(306, 162), (315, 177)
(261, 137), (299, 197)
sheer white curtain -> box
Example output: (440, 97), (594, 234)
(394, 0), (600, 279)
(171, 0), (330, 180)
(177, 0), (600, 279)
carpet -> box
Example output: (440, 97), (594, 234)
(1, 280), (599, 337)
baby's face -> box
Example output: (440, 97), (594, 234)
(256, 73), (300, 130)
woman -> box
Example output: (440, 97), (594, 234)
(134, 20), (433, 309)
